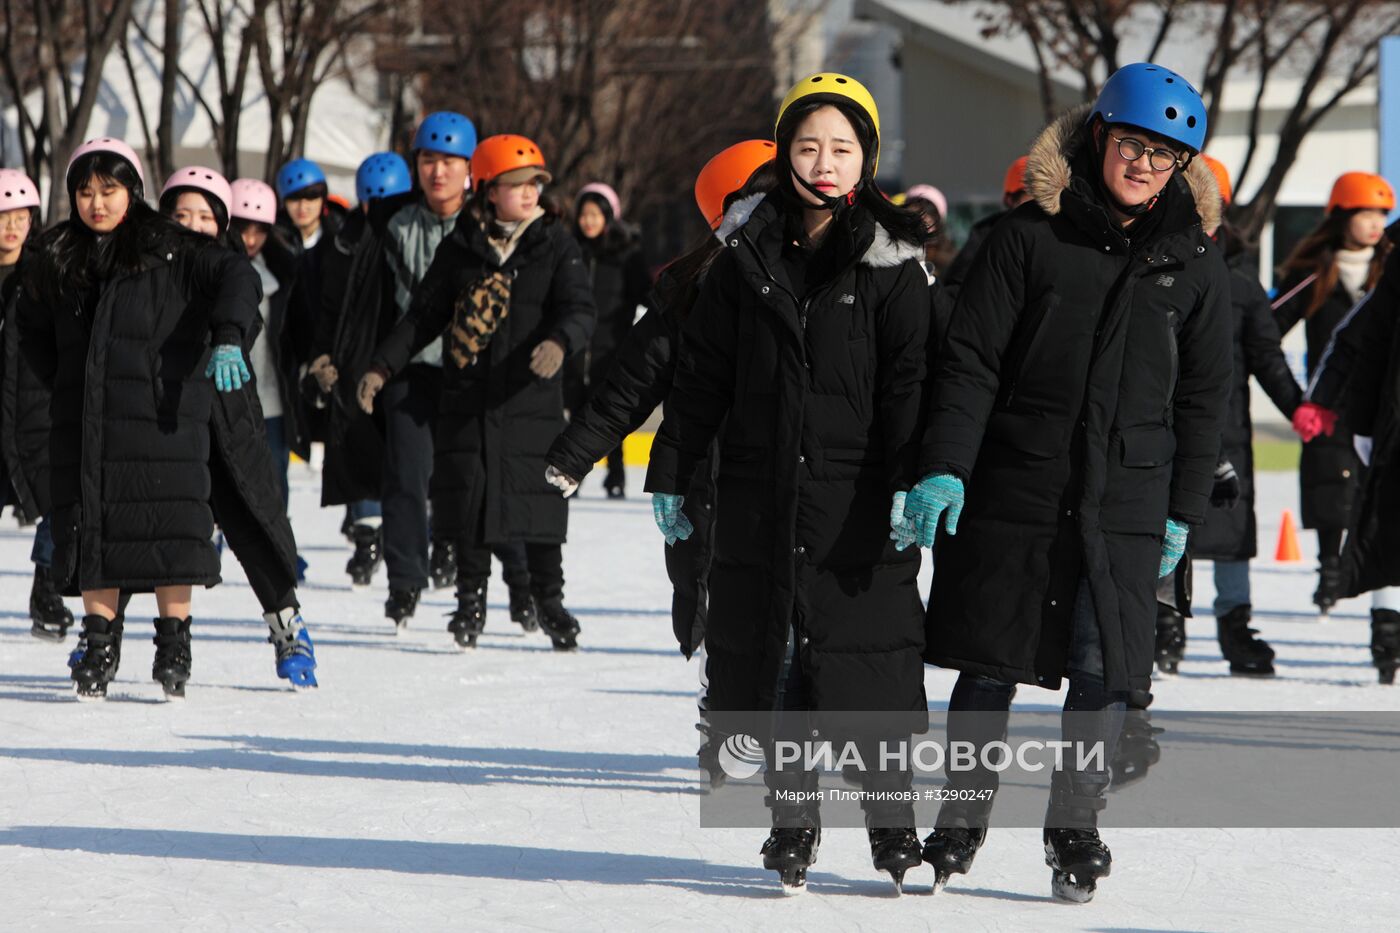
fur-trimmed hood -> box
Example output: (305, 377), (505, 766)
(1025, 103), (1221, 233)
(714, 191), (922, 269)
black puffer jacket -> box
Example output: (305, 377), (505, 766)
(18, 219), (263, 592)
(646, 195), (931, 721)
(371, 208), (596, 544)
(1274, 269), (1368, 529)
(920, 106), (1232, 694)
(940, 208), (1006, 306)
(574, 230), (650, 383)
(1309, 236), (1400, 595)
(310, 200), (407, 506)
(1193, 236), (1301, 561)
(254, 228), (319, 459)
(1, 263), (50, 520)
(548, 258), (719, 658)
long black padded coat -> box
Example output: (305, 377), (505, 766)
(1, 265), (50, 521)
(548, 259), (720, 658)
(920, 106), (1232, 694)
(1192, 237), (1302, 561)
(18, 219), (272, 593)
(1273, 271), (1367, 530)
(1308, 235), (1400, 596)
(645, 194), (931, 721)
(370, 209), (596, 544)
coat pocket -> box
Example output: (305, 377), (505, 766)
(49, 503), (81, 590)
(1120, 424), (1176, 467)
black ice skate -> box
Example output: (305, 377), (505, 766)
(509, 586), (540, 632)
(1044, 828), (1112, 903)
(868, 827), (921, 894)
(346, 524), (383, 590)
(761, 826), (819, 895)
(29, 565), (74, 641)
(429, 540), (456, 590)
(536, 598), (580, 651)
(1314, 555), (1343, 617)
(152, 617), (192, 699)
(923, 826), (986, 893)
(71, 615), (123, 700)
(1216, 605), (1275, 676)
(1371, 609), (1400, 684)
(1154, 605), (1186, 675)
(385, 588), (420, 632)
(447, 580), (487, 649)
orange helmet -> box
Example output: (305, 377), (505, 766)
(1328, 171), (1395, 213)
(1002, 155), (1029, 199)
(694, 139), (777, 229)
(471, 134), (552, 190)
(1198, 154), (1232, 206)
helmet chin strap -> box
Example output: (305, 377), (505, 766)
(791, 169), (861, 212)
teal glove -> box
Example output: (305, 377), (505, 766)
(888, 492), (918, 551)
(652, 493), (694, 547)
(205, 344), (251, 393)
(1159, 518), (1189, 578)
(892, 472), (965, 549)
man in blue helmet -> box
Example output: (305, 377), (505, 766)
(892, 63), (1232, 901)
(308, 113), (534, 631)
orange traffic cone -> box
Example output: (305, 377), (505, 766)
(1275, 509), (1303, 562)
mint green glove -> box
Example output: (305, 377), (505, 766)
(1159, 518), (1189, 578)
(892, 473), (965, 549)
(205, 344), (251, 393)
(652, 493), (693, 547)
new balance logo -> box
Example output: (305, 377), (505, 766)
(836, 293), (855, 305)
(1155, 274), (1175, 288)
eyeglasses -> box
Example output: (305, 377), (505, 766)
(1110, 133), (1188, 173)
(0, 212), (31, 229)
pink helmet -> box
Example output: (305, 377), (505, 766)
(903, 183), (947, 220)
(577, 182), (621, 219)
(229, 178), (278, 225)
(66, 137), (146, 191)
(161, 166), (233, 227)
(0, 169), (41, 211)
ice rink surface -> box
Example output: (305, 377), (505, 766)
(2, 466), (1398, 931)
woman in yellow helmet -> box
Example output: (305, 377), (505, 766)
(645, 73), (932, 894)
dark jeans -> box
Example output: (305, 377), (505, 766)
(348, 499), (382, 523)
(31, 516), (55, 568)
(264, 415), (290, 509)
(381, 364), (441, 590)
(459, 540), (562, 602)
(455, 540), (532, 591)
(942, 578), (1128, 830)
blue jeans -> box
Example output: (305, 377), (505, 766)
(264, 416), (290, 509)
(348, 499), (382, 522)
(1213, 560), (1251, 616)
(31, 516), (54, 568)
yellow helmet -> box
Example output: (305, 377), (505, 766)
(775, 72), (882, 171)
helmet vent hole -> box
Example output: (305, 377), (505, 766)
(812, 76), (823, 82)
(1187, 116), (1197, 128)
(835, 77), (846, 83)
(1166, 77), (1175, 84)
(1165, 106), (1178, 120)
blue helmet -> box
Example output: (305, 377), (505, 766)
(276, 158), (327, 199)
(355, 152), (413, 204)
(1089, 62), (1207, 154)
(412, 111), (477, 159)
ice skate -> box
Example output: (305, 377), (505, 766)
(447, 581), (486, 649)
(537, 598), (580, 651)
(385, 588), (420, 632)
(868, 827), (921, 894)
(1154, 605), (1186, 675)
(71, 615), (123, 700)
(1045, 827), (1112, 903)
(430, 539), (456, 590)
(265, 608), (318, 689)
(1216, 604), (1275, 676)
(923, 825), (985, 893)
(28, 565), (74, 641)
(761, 826), (818, 895)
(346, 524), (382, 590)
(1371, 609), (1400, 684)
(151, 617), (192, 699)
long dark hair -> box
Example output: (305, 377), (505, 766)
(573, 191), (633, 254)
(659, 160), (779, 321)
(1278, 208), (1391, 318)
(158, 186), (230, 237)
(773, 98), (928, 250)
(36, 151), (198, 294)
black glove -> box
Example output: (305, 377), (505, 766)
(1210, 460), (1241, 509)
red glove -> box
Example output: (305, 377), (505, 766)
(1292, 402), (1338, 442)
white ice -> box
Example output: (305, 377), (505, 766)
(2, 467), (1398, 931)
